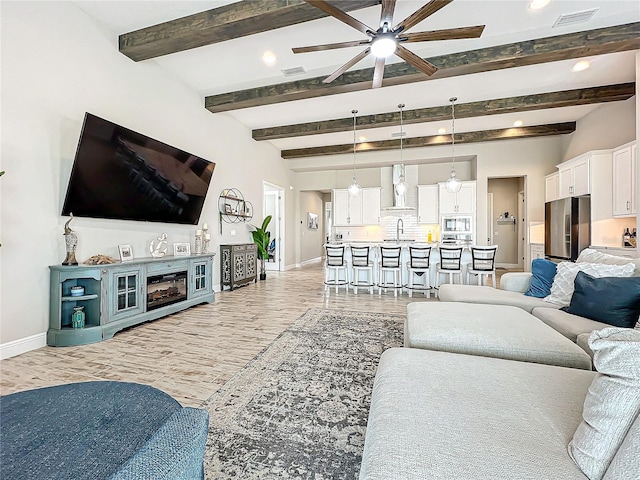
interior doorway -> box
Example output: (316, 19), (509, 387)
(263, 182), (284, 271)
(487, 176), (525, 269)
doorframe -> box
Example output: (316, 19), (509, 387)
(263, 181), (285, 271)
(487, 176), (526, 269)
(518, 190), (525, 269)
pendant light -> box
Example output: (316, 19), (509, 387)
(444, 96), (462, 193)
(347, 109), (361, 196)
(394, 103), (408, 196)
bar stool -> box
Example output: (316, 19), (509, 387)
(324, 244), (348, 293)
(435, 246), (464, 292)
(466, 245), (499, 286)
(405, 244), (433, 298)
(350, 245), (375, 294)
(378, 245), (403, 297)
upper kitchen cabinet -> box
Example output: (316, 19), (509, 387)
(438, 181), (476, 215)
(361, 187), (381, 225)
(417, 185), (439, 224)
(558, 154), (590, 198)
(545, 172), (559, 203)
(612, 141), (636, 217)
(332, 188), (380, 226)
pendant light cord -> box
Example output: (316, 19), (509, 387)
(399, 103), (405, 163)
(352, 109), (358, 180)
(450, 96), (457, 171)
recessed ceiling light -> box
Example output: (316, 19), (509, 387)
(262, 50), (277, 66)
(358, 136), (367, 142)
(437, 127), (446, 134)
(529, 0), (551, 10)
(572, 60), (590, 72)
(513, 120), (524, 127)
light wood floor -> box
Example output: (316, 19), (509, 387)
(1, 262), (435, 406)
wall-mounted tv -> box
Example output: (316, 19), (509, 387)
(62, 113), (215, 225)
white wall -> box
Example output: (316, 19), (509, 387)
(0, 2), (293, 347)
(298, 192), (324, 263)
(562, 97), (636, 161)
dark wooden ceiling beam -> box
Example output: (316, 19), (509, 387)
(281, 122), (576, 159)
(206, 22), (640, 113)
(119, 0), (379, 62)
(253, 83), (634, 140)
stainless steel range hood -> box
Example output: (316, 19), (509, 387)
(381, 164), (417, 212)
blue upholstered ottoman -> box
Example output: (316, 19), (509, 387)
(0, 381), (209, 480)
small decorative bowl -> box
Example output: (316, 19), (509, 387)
(70, 286), (85, 297)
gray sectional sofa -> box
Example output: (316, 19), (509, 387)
(360, 248), (640, 479)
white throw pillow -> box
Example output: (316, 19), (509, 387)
(544, 261), (635, 307)
(568, 327), (640, 480)
(577, 248), (640, 277)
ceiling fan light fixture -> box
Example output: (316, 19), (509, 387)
(370, 36), (397, 58)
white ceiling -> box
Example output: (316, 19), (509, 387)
(73, 0), (639, 164)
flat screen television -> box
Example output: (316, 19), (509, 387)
(62, 113), (215, 225)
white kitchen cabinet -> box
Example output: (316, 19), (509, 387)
(438, 181), (476, 215)
(612, 141), (636, 217)
(558, 154), (590, 198)
(417, 185), (439, 224)
(332, 188), (379, 226)
(545, 172), (559, 203)
(361, 187), (381, 225)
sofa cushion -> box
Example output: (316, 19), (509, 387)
(405, 302), (591, 370)
(577, 248), (640, 276)
(576, 333), (594, 361)
(565, 272), (640, 328)
(525, 258), (557, 298)
(544, 261), (635, 307)
(438, 284), (559, 313)
(568, 328), (640, 480)
(360, 348), (595, 480)
(532, 307), (611, 342)
(602, 412), (640, 480)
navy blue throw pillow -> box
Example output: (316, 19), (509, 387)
(524, 258), (557, 298)
(565, 271), (640, 328)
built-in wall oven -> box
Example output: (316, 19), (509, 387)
(441, 215), (474, 245)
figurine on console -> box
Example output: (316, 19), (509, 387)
(62, 214), (78, 266)
(150, 233), (168, 258)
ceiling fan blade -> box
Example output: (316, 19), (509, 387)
(305, 0), (373, 35)
(379, 0), (397, 29)
(395, 45), (438, 76)
(394, 0), (453, 33)
(293, 40), (369, 54)
(402, 25), (485, 43)
(323, 48), (371, 84)
(372, 57), (386, 89)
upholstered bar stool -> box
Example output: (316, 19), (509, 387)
(378, 245), (403, 297)
(324, 244), (348, 293)
(405, 244), (433, 298)
(466, 245), (499, 286)
(435, 246), (464, 294)
(350, 245), (375, 294)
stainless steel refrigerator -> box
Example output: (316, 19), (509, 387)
(545, 196), (591, 262)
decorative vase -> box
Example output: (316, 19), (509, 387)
(72, 306), (85, 329)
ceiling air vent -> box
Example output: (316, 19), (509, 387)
(281, 66), (307, 77)
(553, 8), (598, 28)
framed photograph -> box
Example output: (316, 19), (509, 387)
(224, 203), (233, 214)
(173, 242), (191, 257)
(307, 212), (319, 230)
(118, 244), (133, 262)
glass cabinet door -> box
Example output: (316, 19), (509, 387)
(109, 268), (144, 322)
(190, 259), (212, 298)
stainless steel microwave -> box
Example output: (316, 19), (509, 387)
(442, 216), (473, 233)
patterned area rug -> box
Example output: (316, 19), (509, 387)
(200, 308), (404, 479)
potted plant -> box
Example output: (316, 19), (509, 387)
(250, 215), (272, 280)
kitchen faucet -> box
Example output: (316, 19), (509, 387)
(396, 218), (404, 241)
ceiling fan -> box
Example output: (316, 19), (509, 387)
(293, 0), (485, 88)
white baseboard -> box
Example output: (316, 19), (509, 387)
(497, 263), (520, 269)
(299, 257), (322, 267)
(1, 333), (47, 360)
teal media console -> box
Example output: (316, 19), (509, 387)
(48, 254), (215, 346)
